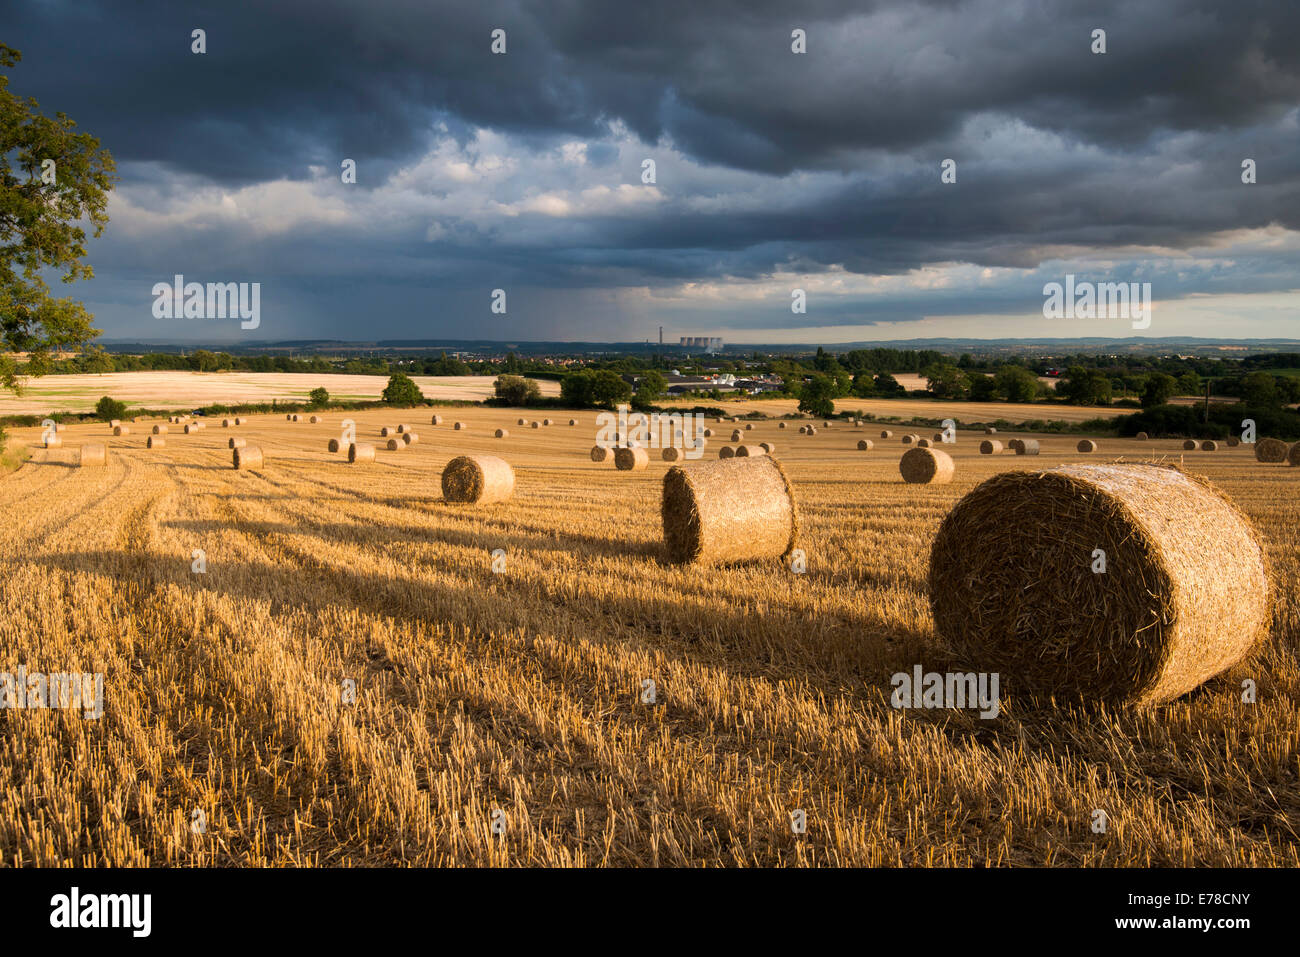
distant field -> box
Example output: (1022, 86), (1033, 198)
(661, 394), (1117, 425)
(0, 372), (561, 415)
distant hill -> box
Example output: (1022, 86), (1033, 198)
(91, 336), (1300, 359)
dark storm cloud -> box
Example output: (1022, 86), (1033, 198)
(4, 0), (1299, 341)
(6, 0), (1298, 180)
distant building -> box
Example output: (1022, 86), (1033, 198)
(679, 336), (723, 353)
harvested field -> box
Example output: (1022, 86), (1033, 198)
(0, 411), (1297, 867)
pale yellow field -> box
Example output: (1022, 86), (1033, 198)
(1, 409), (1297, 866)
(0, 372), (560, 415)
(663, 394), (1115, 424)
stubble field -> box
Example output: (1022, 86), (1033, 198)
(1, 408), (1297, 866)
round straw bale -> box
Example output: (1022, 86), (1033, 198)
(291, 415), (300, 422)
(442, 455), (515, 505)
(662, 446), (682, 462)
(495, 428), (509, 438)
(730, 430), (742, 441)
(184, 424), (198, 434)
(806, 427), (817, 436)
(917, 438), (932, 448)
(229, 437), (247, 449)
(900, 447), (954, 484)
(1007, 438), (1023, 452)
(933, 433), (945, 443)
(984, 427), (997, 435)
(1226, 436), (1240, 447)
(517, 417), (527, 426)
(1136, 431), (1149, 441)
(453, 422), (466, 431)
(745, 423), (754, 431)
(147, 436), (165, 449)
(79, 444), (107, 467)
(152, 424), (168, 435)
(902, 434), (917, 445)
(1255, 438), (1289, 463)
(396, 424), (409, 433)
(1200, 440), (1218, 451)
(1183, 439), (1198, 450)
(881, 430), (893, 439)
(386, 438), (403, 451)
(235, 417), (245, 425)
(979, 439), (1003, 454)
(1289, 442), (1300, 467)
(615, 446), (650, 470)
(590, 445), (612, 463)
(531, 421), (540, 429)
(822, 421), (832, 428)
(310, 415), (322, 424)
(779, 422), (787, 429)
(568, 419), (578, 426)
(703, 428), (714, 438)
(44, 436), (62, 448)
(233, 445), (263, 470)
(1015, 439), (1040, 455)
(798, 426), (807, 434)
(222, 418), (233, 427)
(735, 444), (766, 457)
(1077, 439), (1098, 453)
(718, 446), (736, 459)
(327, 438), (341, 452)
(432, 415), (443, 425)
(381, 427), (394, 437)
(661, 456), (798, 565)
(928, 464), (1269, 704)
(113, 425), (130, 436)
(349, 443), (375, 463)
(760, 442), (775, 453)
(543, 418), (553, 426)
(402, 432), (419, 445)
(857, 439), (873, 451)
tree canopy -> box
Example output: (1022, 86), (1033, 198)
(1, 44), (116, 391)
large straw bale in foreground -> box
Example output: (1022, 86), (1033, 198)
(79, 444), (107, 467)
(442, 455), (515, 505)
(233, 446), (263, 469)
(661, 456), (798, 565)
(900, 447), (954, 484)
(349, 443), (375, 463)
(929, 464), (1269, 704)
(614, 446), (650, 470)
(1255, 438), (1289, 463)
